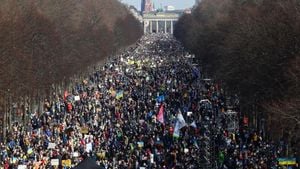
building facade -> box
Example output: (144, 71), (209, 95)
(143, 12), (181, 34)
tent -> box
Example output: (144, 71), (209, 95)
(72, 157), (104, 169)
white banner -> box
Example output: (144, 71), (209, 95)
(48, 143), (56, 149)
(17, 165), (27, 169)
(51, 159), (59, 166)
(74, 95), (80, 101)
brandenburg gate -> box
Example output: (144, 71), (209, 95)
(143, 12), (180, 34)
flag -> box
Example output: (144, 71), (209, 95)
(157, 95), (165, 103)
(147, 111), (153, 119)
(173, 112), (186, 138)
(156, 95), (165, 103)
(243, 116), (249, 126)
(127, 59), (135, 65)
(116, 90), (124, 100)
(194, 140), (199, 148)
(64, 91), (69, 101)
(27, 148), (33, 155)
(192, 66), (200, 79)
(157, 104), (164, 124)
(277, 158), (297, 166)
(190, 121), (197, 128)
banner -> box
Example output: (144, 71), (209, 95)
(74, 95), (80, 101)
(278, 158), (297, 166)
(81, 127), (89, 134)
(243, 116), (249, 126)
(157, 95), (165, 103)
(62, 159), (72, 167)
(127, 60), (135, 65)
(187, 111), (193, 116)
(48, 143), (56, 149)
(17, 165), (27, 169)
(137, 141), (144, 148)
(173, 112), (186, 138)
(190, 121), (197, 128)
(64, 91), (69, 101)
(73, 152), (79, 157)
(27, 148), (33, 155)
(96, 151), (106, 159)
(157, 104), (164, 124)
(116, 90), (124, 100)
(192, 66), (200, 78)
(86, 142), (93, 153)
(51, 159), (59, 166)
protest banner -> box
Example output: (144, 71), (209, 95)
(278, 158), (297, 166)
(48, 142), (56, 149)
(62, 159), (72, 167)
(137, 141), (144, 148)
(17, 165), (27, 169)
(74, 95), (80, 101)
(51, 159), (59, 166)
(80, 127), (89, 134)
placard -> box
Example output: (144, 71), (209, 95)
(73, 152), (79, 157)
(86, 142), (93, 153)
(278, 158), (297, 166)
(74, 96), (80, 101)
(48, 143), (56, 149)
(62, 159), (72, 167)
(51, 159), (59, 166)
(17, 165), (27, 169)
(137, 141), (144, 148)
(81, 127), (89, 134)
(27, 148), (33, 155)
(187, 112), (193, 116)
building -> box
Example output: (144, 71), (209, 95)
(141, 0), (153, 13)
(141, 0), (188, 34)
(142, 11), (184, 34)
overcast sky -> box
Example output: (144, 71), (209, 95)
(120, 0), (195, 11)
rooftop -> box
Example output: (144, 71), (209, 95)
(142, 11), (184, 19)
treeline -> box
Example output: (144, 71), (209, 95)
(0, 0), (142, 111)
(175, 0), (299, 153)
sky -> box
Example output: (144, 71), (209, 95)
(120, 0), (195, 11)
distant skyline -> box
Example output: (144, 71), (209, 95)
(120, 0), (195, 11)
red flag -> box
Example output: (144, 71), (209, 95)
(157, 104), (164, 124)
(64, 91), (69, 101)
(243, 116), (249, 126)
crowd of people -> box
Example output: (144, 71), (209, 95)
(0, 34), (297, 169)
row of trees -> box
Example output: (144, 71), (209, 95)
(175, 0), (299, 154)
(0, 0), (142, 128)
